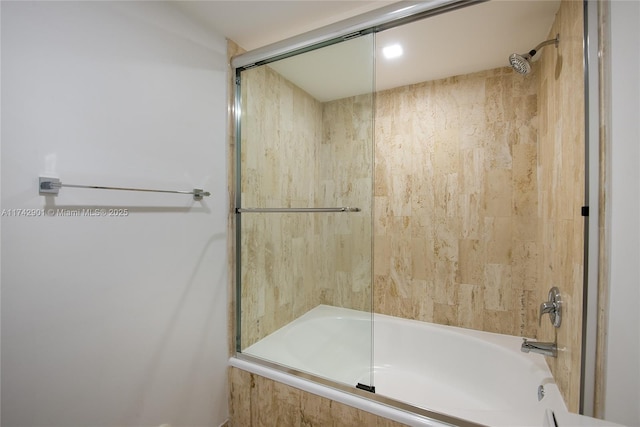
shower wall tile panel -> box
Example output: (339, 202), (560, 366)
(536, 0), (585, 412)
(228, 367), (409, 427)
(318, 96), (373, 312)
(239, 64), (325, 348)
(372, 67), (540, 338)
(238, 67), (373, 349)
(237, 62), (542, 346)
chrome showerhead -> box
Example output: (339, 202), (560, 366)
(509, 34), (560, 75)
(509, 53), (532, 75)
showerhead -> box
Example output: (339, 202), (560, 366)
(509, 34), (560, 75)
(509, 53), (533, 75)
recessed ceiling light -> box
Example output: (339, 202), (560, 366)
(382, 44), (403, 59)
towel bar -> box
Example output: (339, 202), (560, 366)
(39, 177), (210, 201)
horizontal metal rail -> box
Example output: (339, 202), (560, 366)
(39, 176), (210, 201)
(236, 207), (360, 213)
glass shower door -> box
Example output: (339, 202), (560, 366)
(235, 34), (375, 391)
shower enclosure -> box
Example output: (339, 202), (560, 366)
(232, 0), (591, 423)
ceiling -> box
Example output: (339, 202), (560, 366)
(173, 1), (395, 51)
(174, 0), (561, 101)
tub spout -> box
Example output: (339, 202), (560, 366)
(521, 338), (557, 357)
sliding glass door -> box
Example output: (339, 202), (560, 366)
(235, 34), (375, 390)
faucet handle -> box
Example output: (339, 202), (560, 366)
(539, 287), (562, 328)
(539, 301), (555, 326)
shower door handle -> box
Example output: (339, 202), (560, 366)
(236, 207), (360, 213)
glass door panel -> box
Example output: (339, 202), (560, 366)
(236, 34), (375, 390)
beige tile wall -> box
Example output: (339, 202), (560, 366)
(536, 0), (585, 413)
(239, 65), (543, 341)
(238, 67), (373, 349)
(228, 367), (410, 427)
(318, 95), (373, 311)
(373, 68), (541, 337)
(238, 64), (324, 348)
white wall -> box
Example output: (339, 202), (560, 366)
(605, 1), (640, 425)
(1, 2), (228, 426)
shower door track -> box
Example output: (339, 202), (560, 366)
(236, 207), (360, 213)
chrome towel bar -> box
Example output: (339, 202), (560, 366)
(236, 207), (360, 213)
(39, 177), (211, 201)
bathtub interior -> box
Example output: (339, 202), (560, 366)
(243, 305), (373, 388)
(242, 304), (568, 427)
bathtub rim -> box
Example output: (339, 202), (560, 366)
(229, 352), (487, 427)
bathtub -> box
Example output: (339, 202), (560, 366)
(230, 305), (605, 427)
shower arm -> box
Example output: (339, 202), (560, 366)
(529, 35), (560, 57)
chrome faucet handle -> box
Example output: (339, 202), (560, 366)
(539, 301), (555, 325)
(539, 287), (562, 328)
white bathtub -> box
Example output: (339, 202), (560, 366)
(232, 305), (614, 427)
